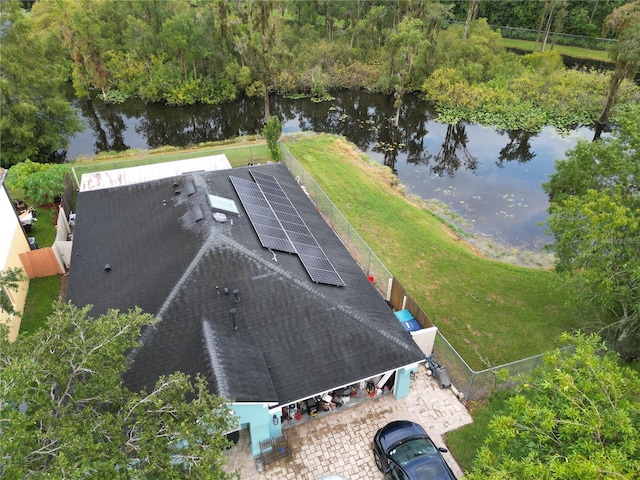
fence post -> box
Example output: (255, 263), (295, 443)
(465, 372), (475, 401)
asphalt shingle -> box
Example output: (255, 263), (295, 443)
(67, 162), (425, 405)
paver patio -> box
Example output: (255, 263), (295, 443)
(224, 366), (473, 479)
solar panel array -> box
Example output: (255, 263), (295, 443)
(230, 172), (346, 287)
(229, 176), (296, 254)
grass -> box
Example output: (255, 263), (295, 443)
(499, 37), (613, 62)
(15, 203), (61, 337)
(29, 206), (58, 247)
(445, 391), (513, 472)
(19, 275), (61, 335)
(283, 133), (587, 370)
(71, 139), (271, 181)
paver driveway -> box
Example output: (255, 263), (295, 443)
(224, 366), (473, 479)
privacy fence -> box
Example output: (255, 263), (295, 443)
(281, 143), (566, 401)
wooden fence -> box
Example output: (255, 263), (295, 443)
(389, 277), (432, 329)
(19, 248), (65, 278)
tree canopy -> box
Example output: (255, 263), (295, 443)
(467, 333), (640, 479)
(544, 103), (640, 360)
(0, 0), (81, 167)
(2, 0), (638, 163)
(5, 160), (69, 205)
(0, 302), (238, 479)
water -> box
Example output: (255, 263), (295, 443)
(66, 90), (592, 250)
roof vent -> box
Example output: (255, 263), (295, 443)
(229, 308), (238, 331)
(104, 264), (112, 272)
(185, 180), (196, 196)
(191, 205), (204, 223)
(233, 288), (240, 303)
(213, 212), (228, 223)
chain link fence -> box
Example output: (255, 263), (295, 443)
(283, 142), (571, 401)
(448, 20), (615, 50)
(281, 144), (393, 295)
(494, 25), (615, 50)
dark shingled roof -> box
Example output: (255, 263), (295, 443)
(66, 162), (425, 405)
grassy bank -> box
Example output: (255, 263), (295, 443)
(500, 37), (612, 62)
(284, 134), (586, 370)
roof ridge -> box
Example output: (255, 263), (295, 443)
(202, 319), (231, 399)
(128, 233), (220, 361)
(218, 233), (417, 353)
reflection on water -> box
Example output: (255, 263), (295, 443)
(66, 90), (592, 249)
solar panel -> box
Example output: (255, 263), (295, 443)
(230, 176), (295, 253)
(280, 221), (309, 235)
(250, 171), (282, 191)
(294, 244), (325, 257)
(303, 265), (346, 287)
(250, 171), (346, 287)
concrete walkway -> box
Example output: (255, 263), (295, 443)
(224, 366), (473, 479)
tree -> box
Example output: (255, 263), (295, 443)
(232, 1), (290, 123)
(463, 0), (480, 40)
(544, 103), (640, 360)
(385, 17), (427, 126)
(467, 333), (640, 480)
(596, 1), (640, 129)
(0, 267), (26, 317)
(263, 115), (282, 161)
(0, 0), (81, 167)
(5, 161), (69, 206)
(0, 302), (238, 479)
(534, 0), (567, 52)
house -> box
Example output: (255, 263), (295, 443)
(0, 168), (31, 342)
(66, 159), (425, 456)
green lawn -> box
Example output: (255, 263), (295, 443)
(29, 206), (58, 248)
(71, 140), (271, 180)
(284, 134), (587, 370)
(19, 275), (61, 336)
(499, 37), (613, 62)
(445, 391), (513, 472)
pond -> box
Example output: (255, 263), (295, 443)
(65, 90), (593, 255)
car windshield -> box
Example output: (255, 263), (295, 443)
(388, 438), (437, 466)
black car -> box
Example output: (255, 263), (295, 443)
(372, 420), (457, 480)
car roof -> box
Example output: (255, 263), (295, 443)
(404, 454), (457, 480)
